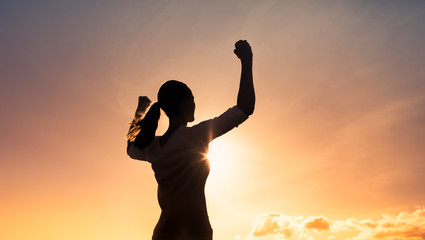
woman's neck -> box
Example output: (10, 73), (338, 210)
(160, 115), (187, 147)
(168, 115), (187, 132)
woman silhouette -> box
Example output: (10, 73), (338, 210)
(127, 40), (255, 240)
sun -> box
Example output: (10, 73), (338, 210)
(206, 137), (241, 183)
(207, 139), (231, 170)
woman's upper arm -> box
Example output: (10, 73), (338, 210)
(189, 106), (249, 143)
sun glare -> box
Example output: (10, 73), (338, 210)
(206, 138), (241, 183)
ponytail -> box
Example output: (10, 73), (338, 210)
(127, 97), (160, 149)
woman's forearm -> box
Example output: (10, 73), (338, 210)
(237, 59), (255, 115)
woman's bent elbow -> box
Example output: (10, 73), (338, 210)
(246, 106), (255, 116)
(239, 104), (255, 116)
(127, 148), (134, 159)
(127, 143), (137, 159)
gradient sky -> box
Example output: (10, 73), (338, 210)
(1, 1), (425, 239)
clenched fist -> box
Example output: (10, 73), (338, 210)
(234, 40), (253, 62)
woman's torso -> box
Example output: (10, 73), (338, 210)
(149, 127), (212, 239)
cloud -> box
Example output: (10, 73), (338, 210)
(304, 216), (330, 231)
(248, 213), (330, 240)
(248, 207), (425, 240)
(332, 207), (425, 240)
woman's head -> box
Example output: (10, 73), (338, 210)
(158, 80), (195, 121)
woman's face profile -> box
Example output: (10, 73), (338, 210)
(184, 94), (195, 122)
(178, 93), (195, 123)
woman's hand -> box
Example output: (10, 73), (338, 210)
(234, 40), (253, 62)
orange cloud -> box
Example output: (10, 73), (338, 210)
(332, 207), (425, 240)
(304, 216), (330, 231)
(248, 213), (330, 239)
(247, 207), (425, 240)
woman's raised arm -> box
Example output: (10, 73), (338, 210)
(234, 40), (255, 116)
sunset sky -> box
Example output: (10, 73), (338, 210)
(1, 1), (425, 239)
